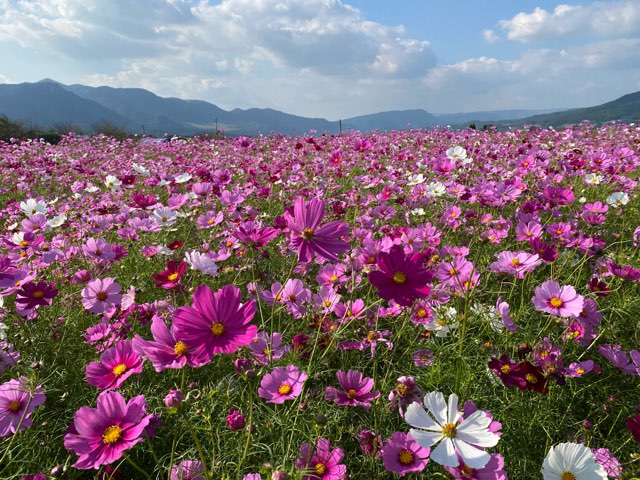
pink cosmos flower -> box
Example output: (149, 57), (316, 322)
(15, 280), (58, 310)
(443, 453), (508, 479)
(173, 285), (257, 366)
(63, 391), (152, 470)
(324, 370), (380, 411)
(170, 460), (205, 480)
(258, 365), (307, 404)
(86, 340), (144, 390)
(132, 316), (198, 371)
(295, 438), (347, 480)
(368, 245), (432, 307)
(284, 197), (350, 263)
(489, 251), (541, 279)
(248, 331), (290, 366)
(0, 377), (45, 437)
(381, 432), (430, 477)
(532, 280), (584, 318)
(82, 237), (116, 262)
(81, 278), (123, 314)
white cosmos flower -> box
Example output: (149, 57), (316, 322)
(174, 173), (192, 183)
(446, 146), (467, 162)
(132, 163), (151, 176)
(584, 173), (602, 185)
(105, 175), (122, 190)
(152, 207), (177, 227)
(20, 199), (47, 216)
(541, 442), (606, 480)
(405, 391), (500, 469)
(184, 251), (218, 276)
(425, 181), (446, 197)
(407, 174), (425, 186)
(48, 214), (67, 228)
(606, 192), (629, 207)
(85, 184), (100, 193)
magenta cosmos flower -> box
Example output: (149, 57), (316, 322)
(86, 340), (144, 390)
(368, 245), (432, 307)
(173, 285), (257, 366)
(532, 280), (584, 318)
(0, 377), (46, 437)
(64, 390), (152, 470)
(258, 365), (307, 404)
(81, 277), (123, 314)
(170, 460), (205, 480)
(324, 370), (380, 410)
(133, 316), (199, 371)
(284, 196), (350, 263)
(295, 438), (347, 480)
(381, 432), (430, 476)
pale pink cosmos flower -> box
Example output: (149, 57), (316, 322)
(81, 278), (123, 314)
(532, 280), (584, 318)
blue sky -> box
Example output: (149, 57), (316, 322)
(1, 0), (639, 118)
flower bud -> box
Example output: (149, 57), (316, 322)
(164, 389), (184, 409)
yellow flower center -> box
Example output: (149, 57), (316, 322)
(167, 272), (179, 281)
(102, 425), (122, 445)
(96, 291), (107, 301)
(174, 341), (189, 356)
(207, 218), (215, 225)
(323, 300), (332, 308)
(367, 331), (377, 342)
(393, 272), (406, 284)
(442, 422), (457, 439)
(461, 464), (474, 476)
(398, 449), (414, 465)
(511, 258), (520, 266)
(211, 322), (225, 336)
(347, 389), (358, 399)
(278, 384), (292, 395)
(395, 383), (409, 396)
(8, 400), (21, 412)
(20, 240), (29, 246)
(549, 297), (563, 308)
(525, 373), (537, 384)
(417, 308), (427, 317)
(112, 363), (127, 376)
(500, 365), (511, 374)
(329, 275), (338, 282)
(315, 463), (326, 475)
(301, 228), (315, 240)
(561, 472), (576, 480)
(576, 368), (585, 375)
(32, 290), (44, 299)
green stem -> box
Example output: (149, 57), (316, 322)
(236, 386), (254, 477)
(186, 415), (211, 480)
(123, 452), (151, 479)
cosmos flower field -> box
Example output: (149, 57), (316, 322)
(0, 124), (639, 479)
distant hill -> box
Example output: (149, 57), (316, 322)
(484, 92), (640, 129)
(0, 79), (637, 136)
(0, 81), (133, 132)
(343, 109), (437, 131)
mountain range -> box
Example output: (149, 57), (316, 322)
(0, 79), (637, 136)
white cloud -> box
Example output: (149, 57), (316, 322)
(482, 29), (499, 43)
(498, 1), (640, 42)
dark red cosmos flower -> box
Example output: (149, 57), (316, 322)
(488, 355), (526, 388)
(15, 280), (58, 310)
(167, 240), (184, 252)
(518, 361), (549, 395)
(587, 277), (610, 297)
(368, 245), (432, 307)
(627, 415), (640, 443)
(151, 261), (187, 290)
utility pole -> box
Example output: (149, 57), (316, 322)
(339, 119), (342, 135)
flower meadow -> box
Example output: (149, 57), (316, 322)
(0, 124), (639, 479)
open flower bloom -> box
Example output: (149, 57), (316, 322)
(295, 438), (347, 480)
(284, 196), (350, 263)
(64, 391), (152, 470)
(258, 365), (307, 404)
(541, 442), (607, 480)
(368, 245), (432, 307)
(173, 284), (256, 366)
(0, 377), (45, 437)
(86, 340), (144, 390)
(405, 391), (500, 469)
(532, 280), (584, 318)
